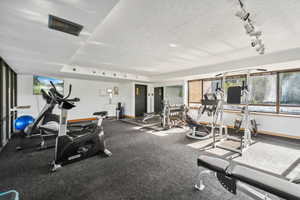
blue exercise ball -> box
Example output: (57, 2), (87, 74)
(15, 115), (35, 131)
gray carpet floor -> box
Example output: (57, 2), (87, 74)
(0, 120), (289, 200)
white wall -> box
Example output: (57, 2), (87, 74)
(118, 82), (134, 116)
(17, 75), (133, 119)
(188, 106), (300, 137)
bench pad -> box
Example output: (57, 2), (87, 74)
(197, 154), (300, 200)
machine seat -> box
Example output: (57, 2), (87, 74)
(186, 115), (203, 129)
(232, 164), (300, 200)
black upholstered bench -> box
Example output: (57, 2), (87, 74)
(196, 154), (300, 200)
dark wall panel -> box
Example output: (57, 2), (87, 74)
(0, 57), (17, 148)
(0, 59), (3, 148)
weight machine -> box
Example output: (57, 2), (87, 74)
(211, 68), (266, 156)
(161, 100), (187, 130)
(185, 91), (226, 140)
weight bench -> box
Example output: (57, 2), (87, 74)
(195, 154), (300, 200)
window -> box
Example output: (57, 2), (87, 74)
(279, 71), (300, 114)
(224, 76), (246, 103)
(188, 69), (300, 115)
(203, 79), (221, 94)
(224, 76), (245, 110)
(188, 80), (202, 103)
(248, 73), (277, 113)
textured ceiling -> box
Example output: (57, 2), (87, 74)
(1, 0), (300, 80)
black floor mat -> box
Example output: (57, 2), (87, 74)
(0, 121), (263, 200)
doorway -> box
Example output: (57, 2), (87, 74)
(154, 87), (164, 113)
(135, 84), (147, 117)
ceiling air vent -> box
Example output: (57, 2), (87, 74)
(48, 15), (83, 36)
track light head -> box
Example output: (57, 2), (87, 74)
(259, 47), (265, 54)
(235, 10), (250, 21)
(255, 44), (265, 54)
(244, 23), (254, 34)
(249, 30), (262, 37)
(251, 38), (262, 47)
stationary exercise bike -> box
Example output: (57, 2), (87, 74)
(15, 89), (59, 150)
(49, 82), (112, 172)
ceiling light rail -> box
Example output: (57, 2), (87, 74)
(235, 0), (265, 55)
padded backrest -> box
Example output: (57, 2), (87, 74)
(227, 86), (241, 104)
(197, 154), (230, 173)
(198, 154), (300, 200)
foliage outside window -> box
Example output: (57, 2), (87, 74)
(248, 74), (277, 113)
(279, 71), (300, 114)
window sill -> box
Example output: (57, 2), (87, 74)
(188, 107), (300, 118)
(224, 110), (300, 118)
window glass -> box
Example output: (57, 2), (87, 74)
(203, 79), (221, 94)
(280, 107), (300, 115)
(249, 105), (276, 113)
(223, 104), (243, 111)
(279, 71), (300, 105)
(278, 71), (300, 114)
(224, 76), (246, 104)
(249, 74), (276, 105)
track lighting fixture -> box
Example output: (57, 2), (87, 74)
(235, 0), (266, 55)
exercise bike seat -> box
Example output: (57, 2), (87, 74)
(93, 111), (108, 117)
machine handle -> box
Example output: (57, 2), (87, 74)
(50, 81), (73, 101)
(68, 97), (80, 102)
(63, 85), (72, 100)
(256, 68), (267, 72)
(242, 80), (248, 91)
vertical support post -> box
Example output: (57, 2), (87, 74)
(276, 72), (280, 114)
(243, 70), (251, 149)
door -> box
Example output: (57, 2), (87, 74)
(6, 66), (11, 140)
(135, 84), (147, 117)
(154, 87), (164, 113)
(1, 62), (6, 147)
(0, 62), (3, 148)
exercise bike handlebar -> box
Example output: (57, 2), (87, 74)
(50, 81), (72, 100)
(49, 81), (80, 104)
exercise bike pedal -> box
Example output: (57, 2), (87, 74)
(194, 184), (205, 191)
(104, 149), (112, 157)
(51, 162), (62, 172)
